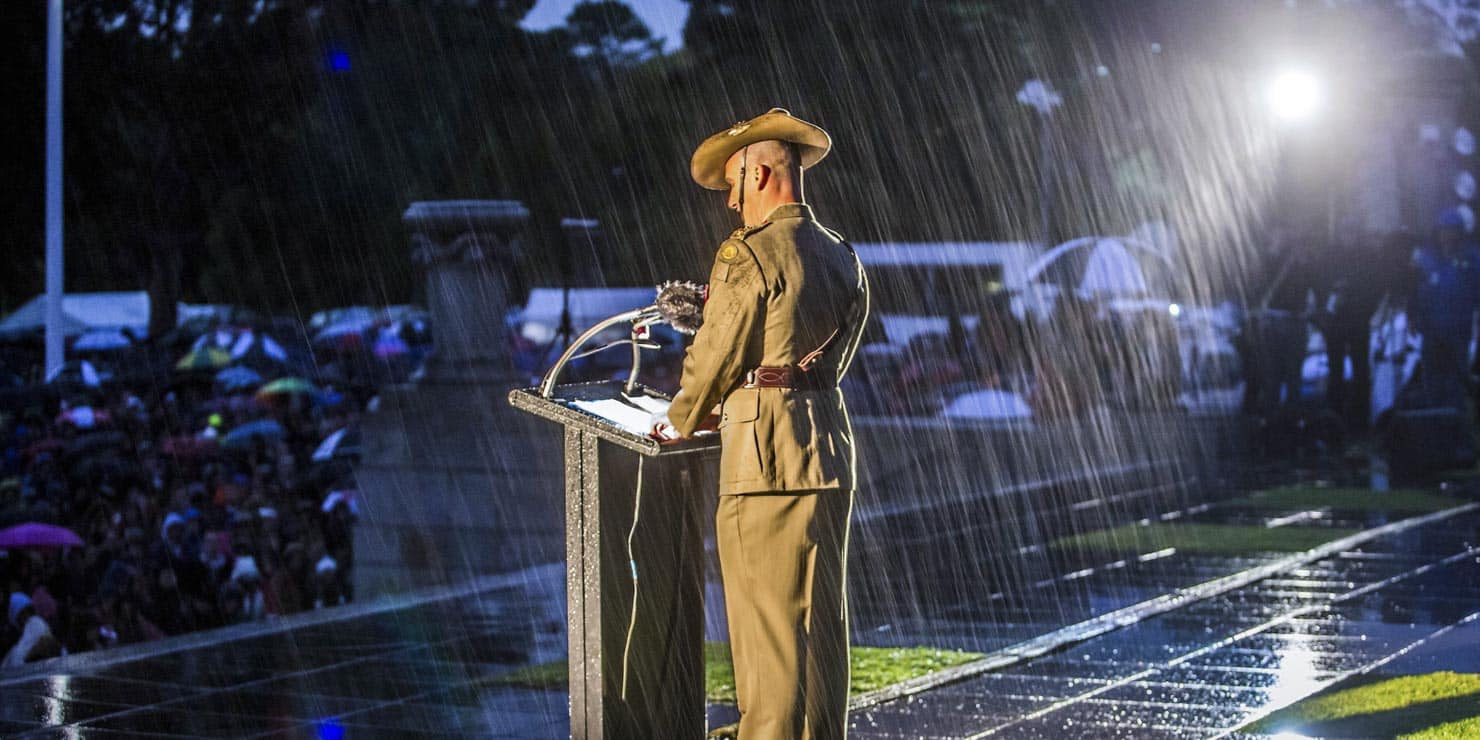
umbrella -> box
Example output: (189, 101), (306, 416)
(0, 523), (84, 549)
(215, 365), (263, 392)
(222, 419), (284, 449)
(314, 319), (374, 348)
(230, 332), (288, 362)
(73, 329), (134, 352)
(1025, 236), (1174, 298)
(311, 426), (361, 462)
(176, 347), (233, 372)
(322, 489), (360, 516)
(256, 377), (319, 400)
(316, 389), (346, 408)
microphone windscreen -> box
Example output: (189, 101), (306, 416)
(655, 281), (706, 335)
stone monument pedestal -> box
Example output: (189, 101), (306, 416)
(354, 201), (564, 595)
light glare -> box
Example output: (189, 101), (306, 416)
(1267, 70), (1321, 122)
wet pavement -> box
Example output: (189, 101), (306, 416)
(0, 566), (573, 738)
(847, 506), (1480, 739)
(0, 496), (1476, 737)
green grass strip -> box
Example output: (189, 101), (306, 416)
(495, 642), (983, 704)
(1246, 672), (1480, 738)
(1053, 522), (1360, 555)
(1230, 486), (1462, 514)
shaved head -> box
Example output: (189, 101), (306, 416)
(724, 139), (805, 226)
(747, 140), (800, 180)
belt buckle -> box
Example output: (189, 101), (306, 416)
(759, 366), (789, 388)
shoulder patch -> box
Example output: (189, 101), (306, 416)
(719, 243), (740, 263)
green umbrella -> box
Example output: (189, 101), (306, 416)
(176, 347), (233, 372)
(255, 377), (319, 400)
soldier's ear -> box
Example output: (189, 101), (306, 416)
(754, 164), (772, 191)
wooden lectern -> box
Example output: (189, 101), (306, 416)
(509, 380), (719, 739)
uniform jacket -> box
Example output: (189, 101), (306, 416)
(669, 203), (870, 495)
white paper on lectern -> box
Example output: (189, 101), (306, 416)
(571, 398), (670, 437)
(622, 394), (671, 416)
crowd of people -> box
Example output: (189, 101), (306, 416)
(4, 212), (1476, 667)
(0, 337), (364, 667)
(1242, 212), (1480, 430)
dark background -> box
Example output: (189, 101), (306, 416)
(4, 1), (1477, 333)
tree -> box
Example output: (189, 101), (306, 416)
(566, 1), (660, 69)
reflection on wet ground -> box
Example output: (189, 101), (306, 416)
(0, 567), (571, 738)
(849, 507), (1480, 738)
(0, 505), (1474, 737)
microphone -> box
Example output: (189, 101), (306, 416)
(654, 281), (706, 335)
(538, 280), (708, 398)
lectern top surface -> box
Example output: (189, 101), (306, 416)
(508, 381), (719, 456)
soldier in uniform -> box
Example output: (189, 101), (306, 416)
(653, 108), (869, 738)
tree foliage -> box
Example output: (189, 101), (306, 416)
(3, 0), (1476, 324)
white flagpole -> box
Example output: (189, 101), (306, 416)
(45, 0), (65, 380)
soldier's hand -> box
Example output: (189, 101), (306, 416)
(650, 412), (682, 443)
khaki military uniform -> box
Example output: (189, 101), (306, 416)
(670, 202), (869, 739)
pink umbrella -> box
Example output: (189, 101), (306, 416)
(0, 523), (85, 549)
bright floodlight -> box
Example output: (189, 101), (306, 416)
(1267, 70), (1320, 122)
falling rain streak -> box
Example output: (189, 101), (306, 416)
(3, 1), (1480, 738)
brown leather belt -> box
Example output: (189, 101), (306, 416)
(743, 365), (836, 391)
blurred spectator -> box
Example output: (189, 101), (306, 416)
(1409, 209), (1480, 411)
(1243, 230), (1319, 417)
(3, 592), (59, 667)
(970, 293), (1031, 390)
(223, 556), (273, 623)
(1315, 233), (1395, 429)
(1025, 292), (1095, 418)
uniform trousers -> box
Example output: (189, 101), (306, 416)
(716, 489), (852, 740)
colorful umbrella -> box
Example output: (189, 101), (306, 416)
(176, 347), (233, 372)
(0, 523), (84, 549)
(255, 377), (319, 400)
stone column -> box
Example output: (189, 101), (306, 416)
(354, 201), (565, 596)
(408, 201), (526, 382)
